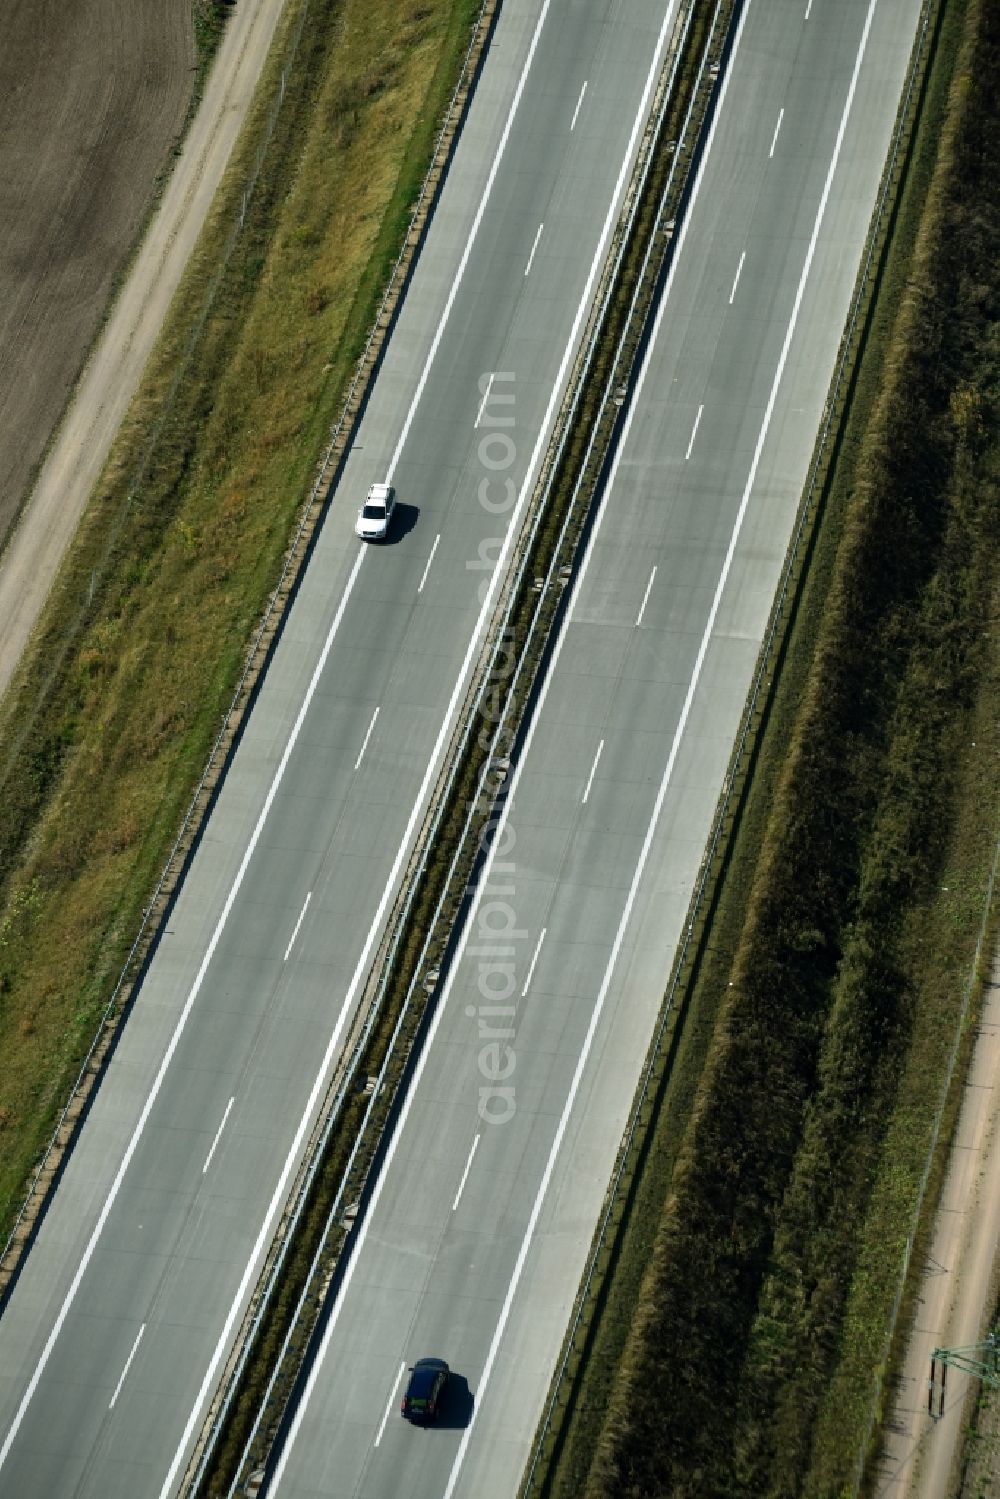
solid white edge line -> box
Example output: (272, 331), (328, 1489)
(266, 3), (683, 1486)
(522, 928), (547, 998)
(474, 374), (495, 429)
(385, 0), (558, 481)
(635, 565), (657, 627)
(202, 1097), (236, 1176)
(570, 79), (588, 131)
(440, 5), (880, 1489)
(417, 533), (441, 593)
(684, 402), (704, 461)
(354, 706), (380, 771)
(728, 248), (746, 304)
(0, 0), (676, 1484)
(524, 222), (544, 278)
(0, 541), (367, 1481)
(451, 1134), (482, 1212)
(769, 105), (785, 158)
(162, 0), (682, 1486)
(283, 890), (312, 962)
(315, 7), (750, 1464)
(581, 740), (604, 804)
(108, 1324), (146, 1411)
(168, 0), (681, 1477)
(374, 1361), (407, 1447)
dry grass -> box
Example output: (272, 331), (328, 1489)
(543, 0), (1000, 1491)
(0, 0), (479, 1237)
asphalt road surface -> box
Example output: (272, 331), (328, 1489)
(265, 1), (925, 1496)
(0, 2), (685, 1495)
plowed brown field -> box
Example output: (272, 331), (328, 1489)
(0, 0), (194, 541)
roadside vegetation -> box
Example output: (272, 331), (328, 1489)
(198, 10), (730, 1487)
(0, 0), (480, 1245)
(193, 0), (234, 79)
(541, 0), (1000, 1492)
(957, 1287), (1000, 1499)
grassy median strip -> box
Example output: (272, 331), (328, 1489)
(0, 0), (481, 1246)
(196, 9), (733, 1488)
(537, 0), (1000, 1494)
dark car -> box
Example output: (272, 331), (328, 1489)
(401, 1358), (449, 1424)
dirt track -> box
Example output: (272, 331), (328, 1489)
(0, 0), (290, 701)
(0, 0), (194, 542)
(876, 930), (1000, 1498)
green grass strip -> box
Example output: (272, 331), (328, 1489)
(539, 0), (1000, 1493)
(0, 0), (481, 1250)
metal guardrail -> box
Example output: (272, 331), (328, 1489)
(222, 677), (509, 1495)
(169, 3), (504, 1490)
(0, 0), (316, 1301)
(329, 0), (696, 1066)
(518, 0), (947, 1490)
(0, 0), (501, 1303)
(198, 6), (716, 1489)
(0, 0), (499, 1325)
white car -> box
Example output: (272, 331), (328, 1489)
(355, 482), (395, 541)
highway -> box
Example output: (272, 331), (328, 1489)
(0, 2), (685, 1496)
(265, 0), (925, 1496)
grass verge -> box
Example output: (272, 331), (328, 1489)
(193, 8), (731, 1486)
(957, 1279), (1000, 1499)
(0, 0), (481, 1246)
(1, 3), (218, 560)
(540, 0), (1000, 1493)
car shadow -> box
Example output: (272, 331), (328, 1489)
(436, 1372), (474, 1430)
(384, 502), (419, 544)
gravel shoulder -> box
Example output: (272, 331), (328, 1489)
(0, 0), (290, 702)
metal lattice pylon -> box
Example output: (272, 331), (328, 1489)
(927, 1333), (1000, 1417)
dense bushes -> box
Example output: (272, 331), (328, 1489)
(575, 0), (1000, 1493)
